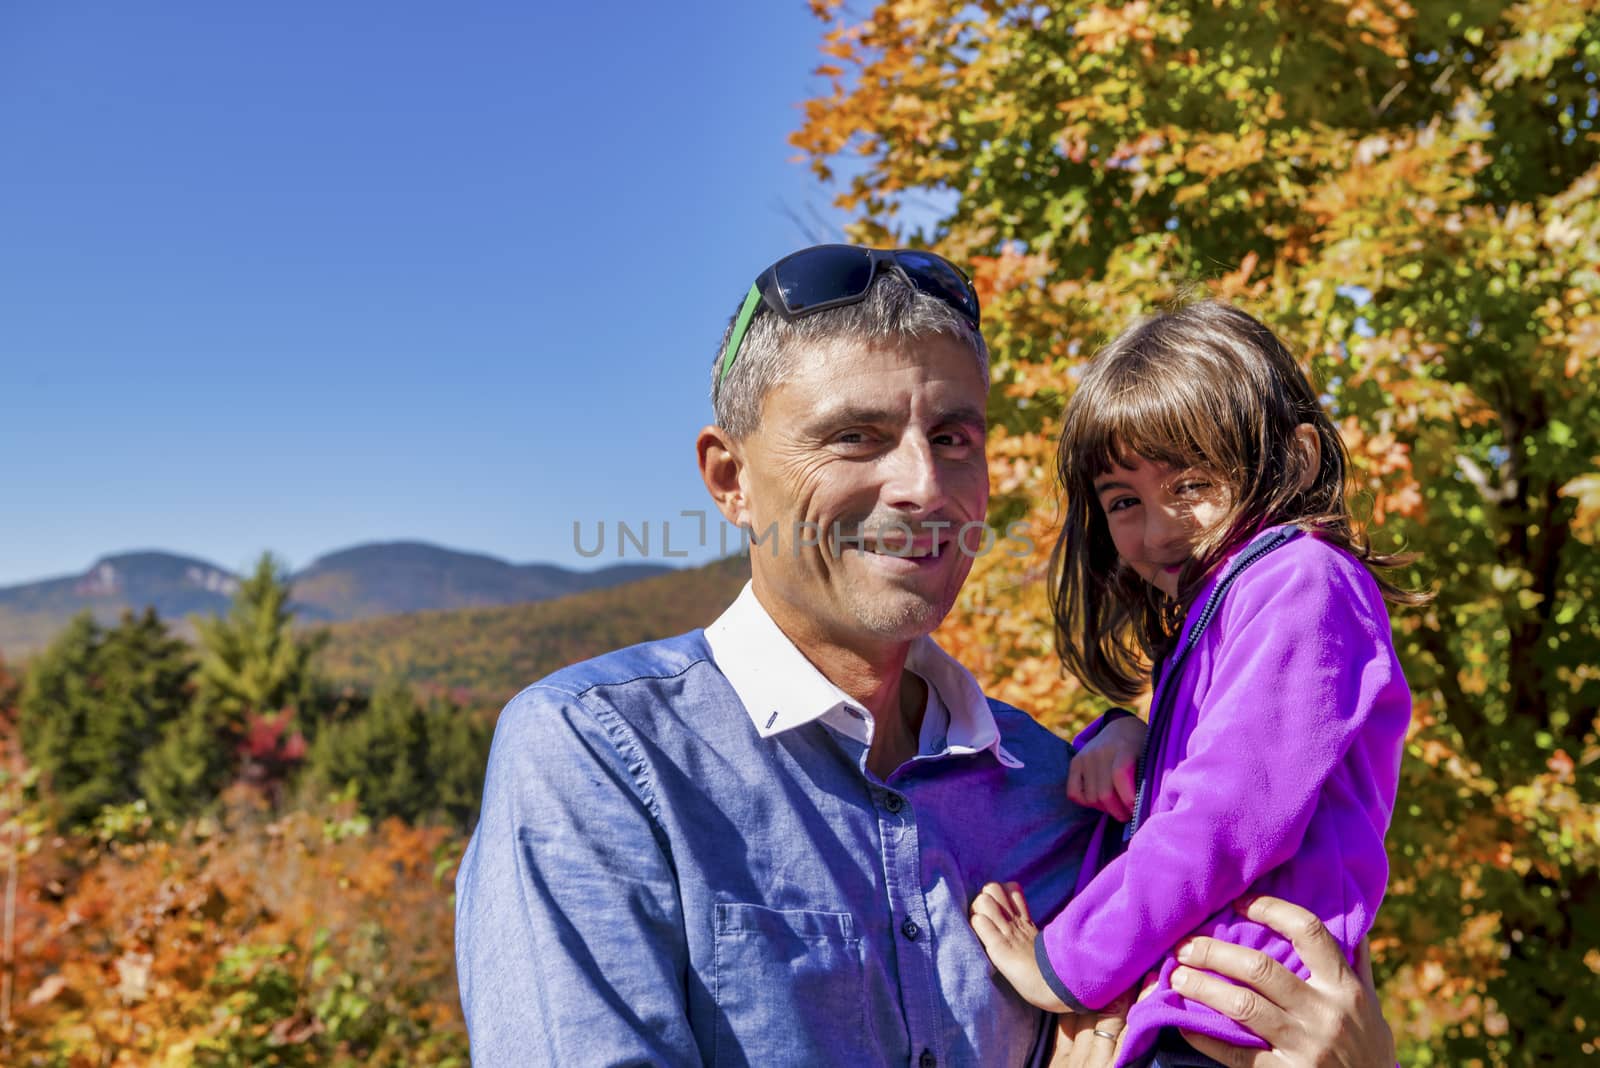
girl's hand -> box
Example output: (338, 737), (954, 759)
(1067, 713), (1145, 822)
(969, 881), (1072, 1013)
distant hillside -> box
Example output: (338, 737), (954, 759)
(315, 555), (751, 705)
(0, 551), (238, 655)
(0, 543), (674, 658)
(290, 541), (669, 619)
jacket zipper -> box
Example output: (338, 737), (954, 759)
(1123, 526), (1297, 841)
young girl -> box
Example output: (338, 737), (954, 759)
(971, 300), (1422, 1067)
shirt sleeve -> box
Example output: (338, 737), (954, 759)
(454, 684), (699, 1066)
(1036, 544), (1404, 1013)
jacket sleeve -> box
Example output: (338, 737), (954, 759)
(1070, 706), (1138, 751)
(454, 685), (698, 1066)
(1036, 544), (1405, 1013)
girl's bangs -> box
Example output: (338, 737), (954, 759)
(1071, 371), (1217, 482)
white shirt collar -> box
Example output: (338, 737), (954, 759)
(704, 582), (1022, 767)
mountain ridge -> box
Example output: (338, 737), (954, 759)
(0, 541), (676, 656)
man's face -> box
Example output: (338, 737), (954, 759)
(736, 332), (989, 650)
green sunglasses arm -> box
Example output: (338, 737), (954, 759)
(717, 283), (764, 391)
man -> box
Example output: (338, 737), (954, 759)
(455, 245), (1395, 1066)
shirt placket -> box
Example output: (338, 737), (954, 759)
(877, 781), (943, 1068)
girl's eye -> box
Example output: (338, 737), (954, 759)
(1106, 496), (1138, 513)
(1176, 480), (1212, 496)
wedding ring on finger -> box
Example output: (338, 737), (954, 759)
(1091, 1028), (1120, 1041)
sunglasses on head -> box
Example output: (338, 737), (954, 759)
(715, 245), (982, 393)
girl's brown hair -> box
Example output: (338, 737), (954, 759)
(1049, 299), (1426, 703)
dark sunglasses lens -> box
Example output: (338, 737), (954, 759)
(894, 251), (980, 323)
(773, 246), (874, 313)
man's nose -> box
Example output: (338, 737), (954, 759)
(882, 435), (946, 515)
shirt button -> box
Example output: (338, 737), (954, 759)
(901, 918), (920, 941)
(885, 794), (904, 813)
(918, 1051), (936, 1068)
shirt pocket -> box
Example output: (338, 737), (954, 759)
(712, 902), (869, 1067)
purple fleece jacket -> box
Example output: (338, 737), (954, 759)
(1038, 526), (1411, 1066)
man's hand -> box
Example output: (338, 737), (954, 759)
(1047, 974), (1159, 1068)
(1173, 896), (1396, 1067)
(1047, 988), (1136, 1068)
(1067, 713), (1145, 822)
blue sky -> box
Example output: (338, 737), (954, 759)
(0, 2), (866, 585)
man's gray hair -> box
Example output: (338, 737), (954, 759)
(710, 271), (990, 439)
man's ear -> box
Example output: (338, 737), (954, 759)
(698, 425), (750, 528)
(1292, 423), (1322, 493)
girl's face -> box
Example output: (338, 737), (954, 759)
(1092, 454), (1231, 599)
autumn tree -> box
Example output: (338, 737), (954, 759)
(795, 2), (1599, 1063)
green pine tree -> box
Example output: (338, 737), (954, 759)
(137, 701), (233, 822)
(194, 552), (324, 727)
(301, 683), (489, 830)
(0, 652), (18, 717)
(428, 706), (492, 830)
(18, 610), (195, 828)
(16, 613), (101, 798)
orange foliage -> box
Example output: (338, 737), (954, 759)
(8, 786), (466, 1066)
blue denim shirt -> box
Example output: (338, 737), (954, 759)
(455, 628), (1097, 1066)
